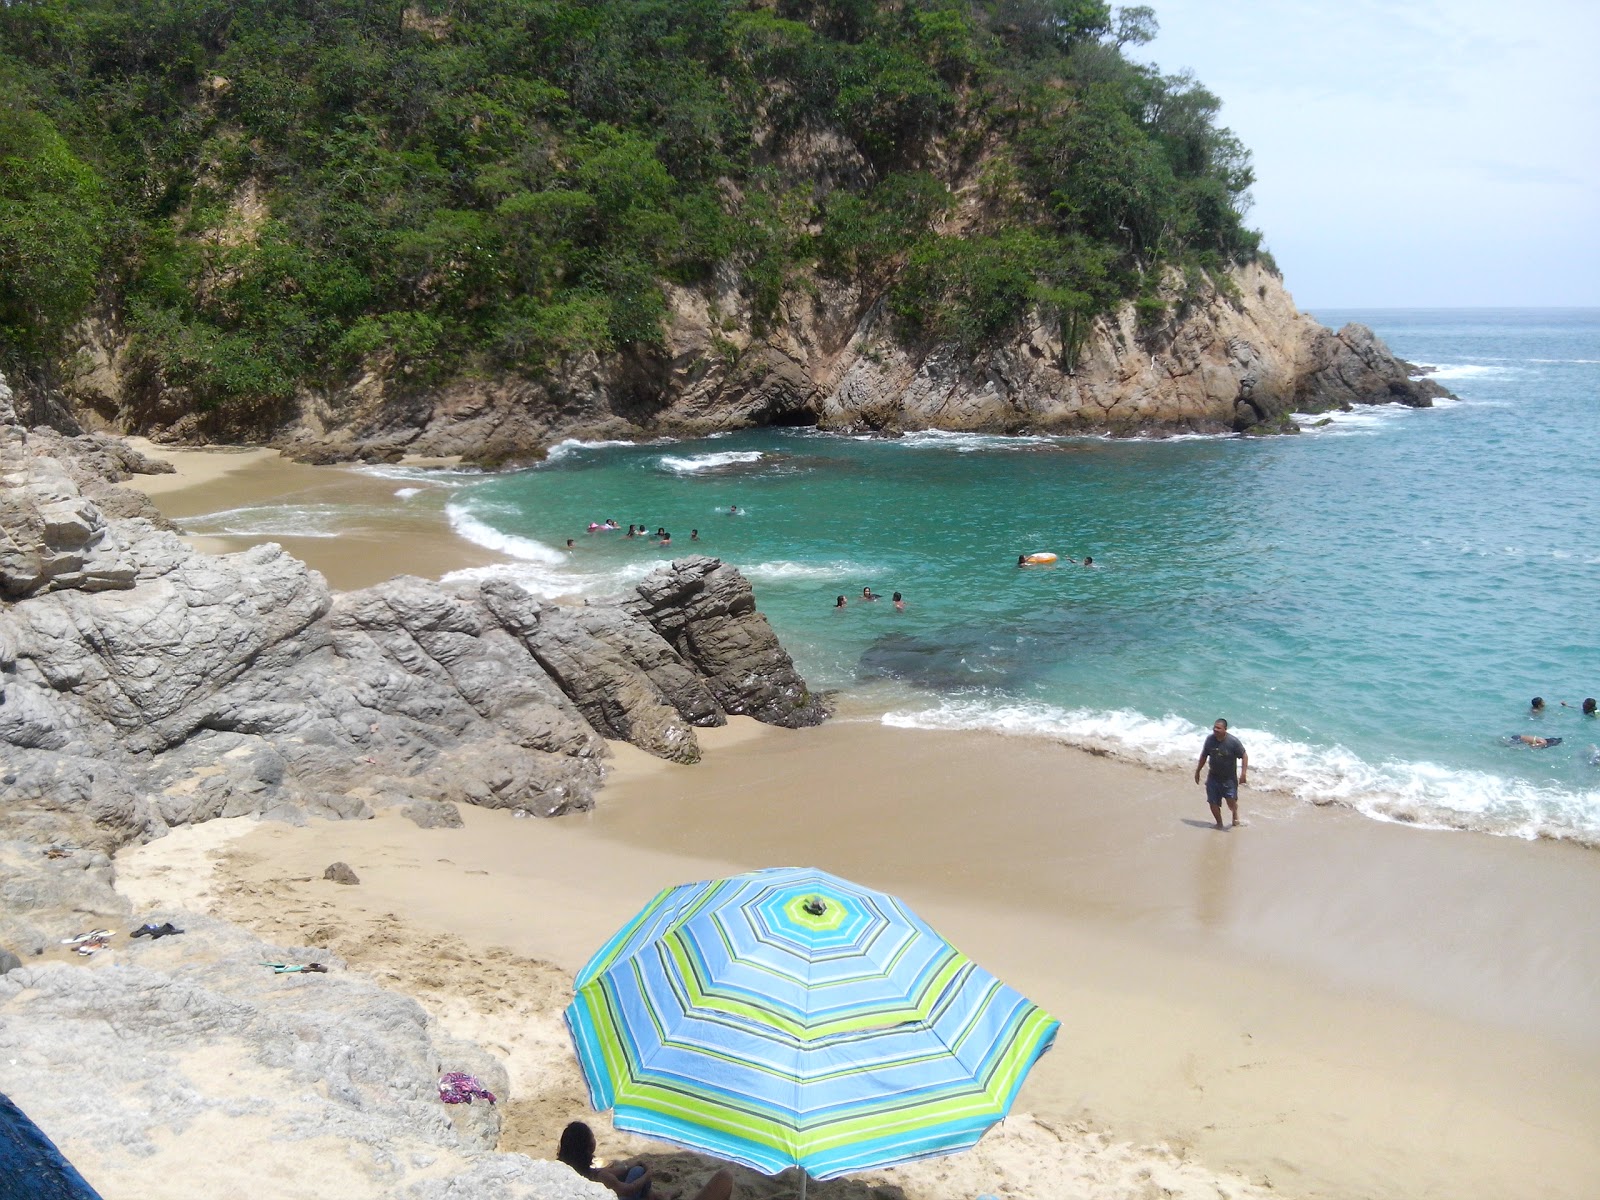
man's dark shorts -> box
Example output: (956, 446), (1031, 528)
(1206, 777), (1238, 805)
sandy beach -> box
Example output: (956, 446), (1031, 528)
(109, 445), (1600, 1199)
(120, 438), (512, 590)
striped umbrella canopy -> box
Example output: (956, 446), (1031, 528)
(564, 867), (1058, 1182)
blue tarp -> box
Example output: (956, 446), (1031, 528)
(0, 1092), (104, 1200)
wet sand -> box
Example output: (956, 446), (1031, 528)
(116, 448), (1600, 1199)
(121, 438), (509, 589)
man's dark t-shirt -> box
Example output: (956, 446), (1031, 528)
(1201, 732), (1246, 782)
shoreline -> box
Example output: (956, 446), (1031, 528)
(116, 719), (1600, 1200)
(120, 438), (515, 590)
(112, 443), (1600, 1198)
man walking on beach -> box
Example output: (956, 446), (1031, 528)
(1195, 719), (1247, 829)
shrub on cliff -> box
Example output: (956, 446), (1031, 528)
(0, 0), (1265, 420)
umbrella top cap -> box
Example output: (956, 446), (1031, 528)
(802, 897), (826, 916)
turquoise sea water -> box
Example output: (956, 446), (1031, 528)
(405, 309), (1599, 842)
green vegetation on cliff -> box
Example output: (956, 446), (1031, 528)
(0, 0), (1261, 426)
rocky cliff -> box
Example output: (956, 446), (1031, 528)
(65, 262), (1447, 466)
(0, 367), (824, 931)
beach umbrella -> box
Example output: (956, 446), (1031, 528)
(564, 866), (1058, 1190)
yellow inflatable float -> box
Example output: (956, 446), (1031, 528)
(1019, 552), (1058, 566)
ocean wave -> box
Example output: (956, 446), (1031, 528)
(179, 504), (353, 539)
(445, 504), (568, 564)
(656, 450), (766, 474)
(882, 699), (1600, 844)
(744, 559), (874, 581)
(543, 438), (647, 464)
(356, 463), (486, 482)
(440, 557), (669, 601)
(394, 487), (422, 499)
(884, 430), (1061, 453)
(1425, 363), (1509, 381)
(1288, 404), (1414, 434)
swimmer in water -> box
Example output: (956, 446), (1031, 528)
(604, 519), (618, 530)
(862, 587), (879, 601)
(659, 531), (671, 546)
(566, 539), (575, 550)
(892, 591), (904, 611)
(729, 505), (739, 515)
(1531, 697), (1546, 713)
(626, 525), (636, 538)
(1083, 556), (1094, 567)
(691, 529), (699, 541)
(834, 596), (846, 609)
(1018, 555), (1028, 567)
(1509, 733), (1560, 748)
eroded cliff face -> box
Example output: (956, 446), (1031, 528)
(61, 260), (1447, 464)
(257, 261), (1445, 464)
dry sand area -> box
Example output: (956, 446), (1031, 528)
(116, 720), (1600, 1200)
(107, 442), (1600, 1199)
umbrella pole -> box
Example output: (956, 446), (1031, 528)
(799, 1171), (808, 1200)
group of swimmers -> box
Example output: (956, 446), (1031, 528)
(835, 587), (904, 611)
(574, 520), (701, 551)
(1508, 695), (1597, 749)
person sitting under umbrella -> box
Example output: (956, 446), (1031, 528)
(558, 1121), (733, 1200)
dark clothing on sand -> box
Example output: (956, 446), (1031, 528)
(1200, 732), (1247, 783)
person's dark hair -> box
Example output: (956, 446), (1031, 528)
(892, 592), (902, 602)
(1584, 698), (1597, 715)
(1215, 718), (1229, 729)
(835, 596), (846, 607)
(1532, 697), (1545, 710)
(558, 1121), (596, 1171)
(1017, 555), (1027, 567)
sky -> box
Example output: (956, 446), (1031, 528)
(1141, 0), (1600, 307)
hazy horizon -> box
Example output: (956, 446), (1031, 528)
(1145, 0), (1600, 309)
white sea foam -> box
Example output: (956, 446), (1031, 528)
(656, 450), (766, 474)
(544, 438), (645, 464)
(179, 505), (350, 539)
(356, 463), (485, 482)
(883, 699), (1600, 843)
(889, 430), (1060, 452)
(440, 557), (669, 601)
(744, 559), (873, 582)
(1288, 406), (1409, 435)
(394, 487), (422, 499)
(1425, 363), (1507, 381)
(445, 504), (568, 564)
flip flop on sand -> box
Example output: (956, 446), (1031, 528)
(130, 922), (184, 939)
(261, 962), (328, 974)
(61, 929), (112, 945)
(75, 937), (111, 956)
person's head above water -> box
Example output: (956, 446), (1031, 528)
(892, 592), (902, 602)
(557, 1122), (596, 1171)
(1585, 698), (1598, 715)
(1532, 697), (1546, 711)
(1018, 555), (1027, 567)
(834, 595), (846, 607)
(1084, 556), (1094, 566)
